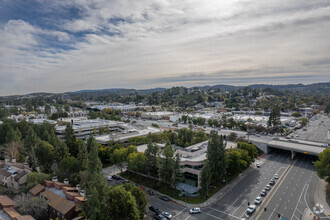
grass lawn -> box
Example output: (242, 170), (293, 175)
(120, 171), (239, 204)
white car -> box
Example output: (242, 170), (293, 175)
(256, 162), (260, 168)
(162, 212), (172, 219)
(106, 176), (113, 181)
(254, 197), (262, 205)
(274, 174), (279, 179)
(265, 185), (271, 191)
(246, 205), (256, 214)
(189, 208), (201, 214)
(321, 143), (329, 147)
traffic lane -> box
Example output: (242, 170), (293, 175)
(148, 195), (185, 218)
(259, 155), (317, 220)
(209, 153), (288, 218)
(231, 154), (289, 218)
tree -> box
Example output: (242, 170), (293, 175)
(127, 152), (148, 174)
(227, 148), (246, 176)
(200, 161), (212, 199)
(24, 127), (38, 150)
(207, 132), (227, 184)
(25, 172), (50, 191)
(35, 140), (54, 172)
(301, 117), (309, 127)
(291, 112), (302, 117)
(64, 124), (77, 157)
(123, 183), (147, 220)
(56, 157), (80, 184)
(268, 105), (281, 127)
(14, 194), (48, 220)
(144, 142), (159, 177)
(84, 136), (109, 220)
(158, 142), (175, 187)
(6, 141), (21, 160)
(105, 185), (140, 220)
(6, 127), (21, 144)
(53, 140), (69, 162)
(227, 132), (237, 141)
(314, 148), (330, 182)
(172, 153), (184, 187)
(77, 141), (88, 171)
(113, 148), (128, 173)
(237, 142), (258, 161)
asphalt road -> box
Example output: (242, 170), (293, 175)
(293, 114), (329, 144)
(255, 153), (321, 220)
(148, 151), (294, 220)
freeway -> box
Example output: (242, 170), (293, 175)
(255, 153), (322, 220)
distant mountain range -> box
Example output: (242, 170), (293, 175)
(67, 82), (330, 94)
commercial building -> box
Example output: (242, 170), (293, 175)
(137, 141), (236, 189)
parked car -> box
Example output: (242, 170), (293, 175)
(148, 190), (154, 195)
(189, 208), (201, 214)
(112, 175), (121, 180)
(149, 206), (160, 214)
(254, 197), (262, 205)
(106, 176), (112, 181)
(256, 162), (261, 168)
(154, 214), (167, 220)
(246, 205), (256, 214)
(274, 174), (279, 179)
(265, 185), (271, 191)
(160, 196), (169, 201)
(122, 179), (130, 184)
(260, 190), (267, 197)
(273, 137), (280, 140)
(162, 212), (172, 219)
(269, 179), (275, 185)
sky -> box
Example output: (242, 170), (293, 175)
(0, 0), (330, 95)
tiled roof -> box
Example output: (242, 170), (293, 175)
(29, 184), (45, 196)
(3, 207), (20, 219)
(14, 171), (28, 181)
(0, 195), (15, 207)
(0, 169), (11, 177)
(42, 190), (75, 215)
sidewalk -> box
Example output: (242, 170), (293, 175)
(314, 179), (330, 216)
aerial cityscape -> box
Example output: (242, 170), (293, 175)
(0, 1), (330, 220)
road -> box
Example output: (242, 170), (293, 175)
(255, 153), (323, 220)
(292, 114), (330, 144)
(148, 151), (294, 220)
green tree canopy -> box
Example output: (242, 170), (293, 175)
(314, 148), (330, 182)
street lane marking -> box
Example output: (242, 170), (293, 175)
(173, 208), (186, 218)
(232, 199), (246, 215)
(208, 207), (241, 219)
(253, 159), (297, 219)
(267, 205), (278, 220)
(225, 197), (239, 212)
(203, 211), (224, 220)
(184, 215), (191, 220)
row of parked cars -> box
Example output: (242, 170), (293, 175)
(149, 206), (173, 220)
(246, 174), (279, 214)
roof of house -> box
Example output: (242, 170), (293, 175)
(14, 171), (28, 181)
(29, 184), (45, 196)
(16, 215), (35, 220)
(0, 169), (12, 177)
(0, 195), (15, 207)
(42, 190), (75, 215)
(3, 207), (21, 219)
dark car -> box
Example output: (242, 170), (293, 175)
(112, 175), (121, 180)
(149, 206), (160, 214)
(122, 179), (130, 184)
(154, 214), (167, 220)
(148, 190), (154, 195)
(260, 190), (267, 197)
(160, 196), (170, 201)
(269, 179), (275, 185)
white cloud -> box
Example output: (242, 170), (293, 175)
(0, 0), (330, 95)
